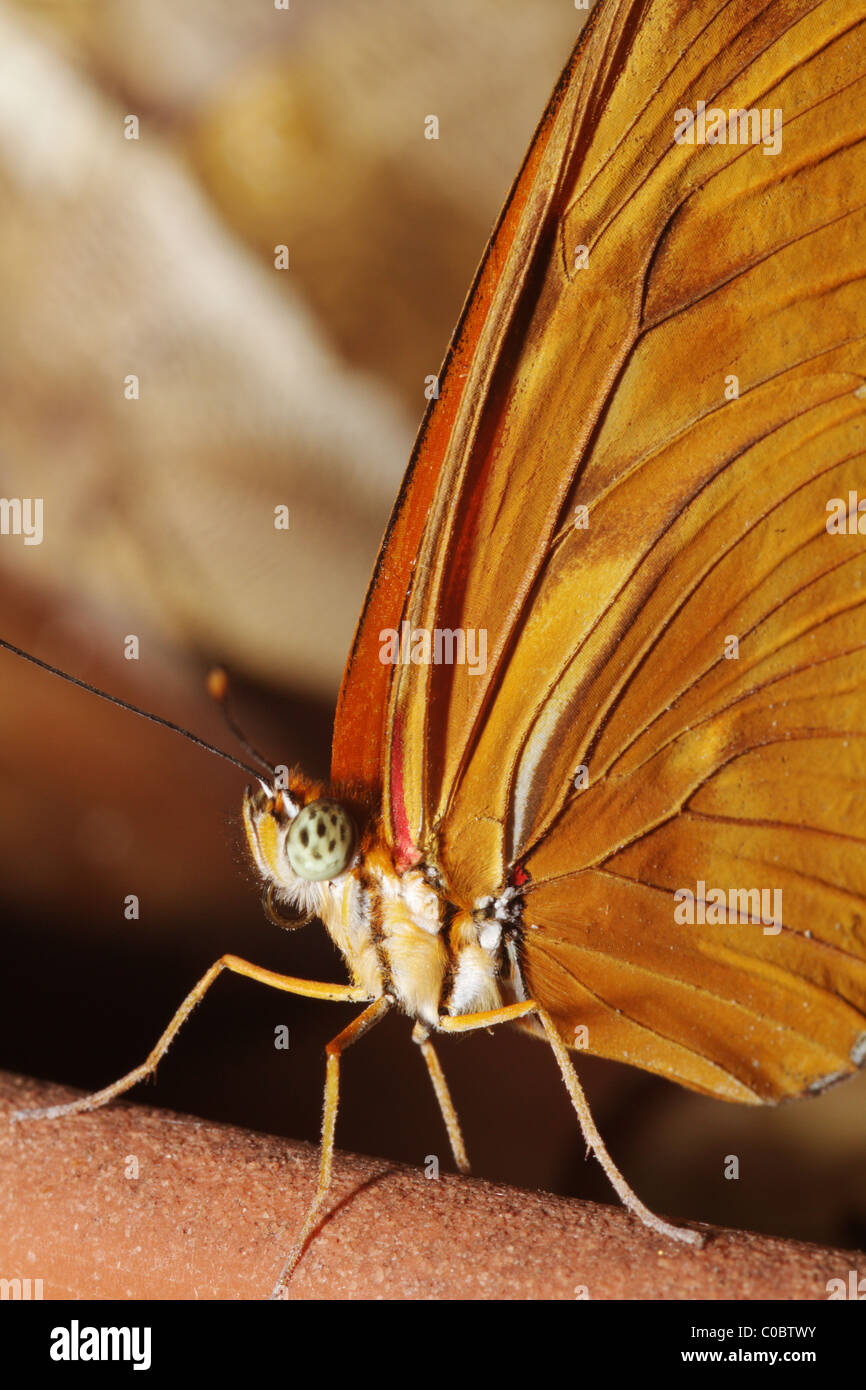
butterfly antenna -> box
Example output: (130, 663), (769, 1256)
(0, 637), (265, 781)
(206, 666), (277, 778)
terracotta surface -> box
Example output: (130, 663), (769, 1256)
(0, 1072), (860, 1301)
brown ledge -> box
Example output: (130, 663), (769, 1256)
(0, 1072), (859, 1300)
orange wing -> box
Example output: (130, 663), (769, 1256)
(332, 0), (866, 1102)
(330, 8), (600, 824)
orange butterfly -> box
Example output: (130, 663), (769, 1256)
(10, 0), (866, 1297)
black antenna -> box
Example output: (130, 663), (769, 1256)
(206, 667), (277, 777)
(0, 637), (266, 782)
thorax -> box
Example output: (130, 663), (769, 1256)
(322, 842), (517, 1027)
(243, 782), (525, 1028)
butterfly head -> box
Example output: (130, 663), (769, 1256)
(243, 777), (358, 922)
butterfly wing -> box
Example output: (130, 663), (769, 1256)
(330, 9), (599, 827)
(332, 0), (866, 1102)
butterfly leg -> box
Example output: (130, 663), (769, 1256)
(411, 1021), (470, 1174)
(270, 993), (393, 1300)
(11, 953), (371, 1124)
(438, 1000), (703, 1248)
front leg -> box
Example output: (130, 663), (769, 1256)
(12, 954), (371, 1124)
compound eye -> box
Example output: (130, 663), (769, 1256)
(286, 799), (355, 882)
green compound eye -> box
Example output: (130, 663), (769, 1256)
(286, 799), (355, 882)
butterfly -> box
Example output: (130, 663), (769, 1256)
(9, 0), (866, 1298)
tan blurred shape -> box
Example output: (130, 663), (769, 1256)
(0, 0), (412, 697)
(0, 0), (581, 694)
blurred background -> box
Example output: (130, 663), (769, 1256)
(1, 0), (864, 1267)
